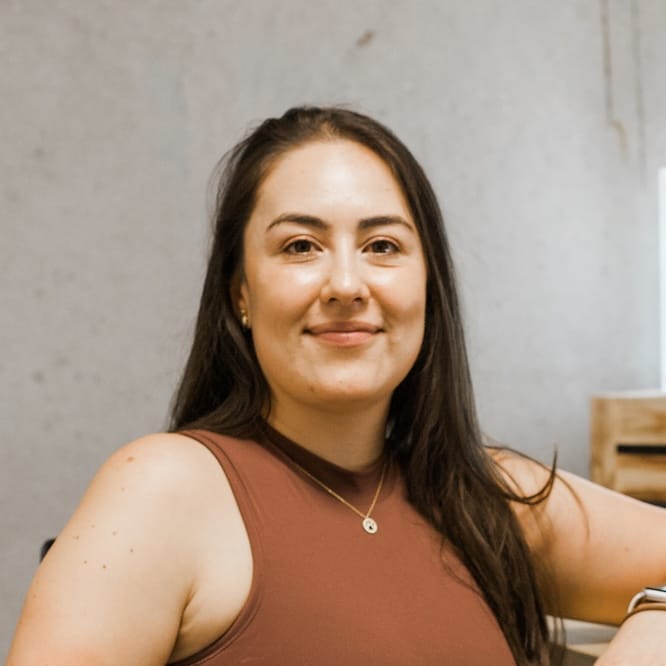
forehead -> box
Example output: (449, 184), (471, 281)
(252, 139), (413, 222)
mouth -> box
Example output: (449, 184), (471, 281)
(305, 321), (382, 346)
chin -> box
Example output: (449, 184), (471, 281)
(307, 378), (397, 407)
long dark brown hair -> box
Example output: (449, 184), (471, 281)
(170, 106), (557, 664)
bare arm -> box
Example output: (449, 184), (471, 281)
(6, 433), (249, 666)
(493, 450), (666, 625)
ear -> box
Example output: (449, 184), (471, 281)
(238, 281), (250, 316)
(230, 268), (250, 318)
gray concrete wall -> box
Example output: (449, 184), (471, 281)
(2, 0), (664, 656)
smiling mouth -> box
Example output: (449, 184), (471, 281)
(305, 322), (382, 346)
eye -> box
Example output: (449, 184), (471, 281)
(365, 239), (399, 254)
(284, 239), (319, 255)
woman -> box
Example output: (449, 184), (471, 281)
(7, 107), (666, 665)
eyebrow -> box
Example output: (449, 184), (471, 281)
(266, 213), (415, 233)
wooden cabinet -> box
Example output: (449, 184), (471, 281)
(590, 391), (666, 502)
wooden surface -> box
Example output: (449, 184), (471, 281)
(590, 391), (666, 502)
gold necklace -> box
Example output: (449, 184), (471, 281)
(289, 458), (387, 534)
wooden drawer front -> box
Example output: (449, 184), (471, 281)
(611, 401), (666, 441)
(590, 394), (666, 501)
(613, 450), (666, 501)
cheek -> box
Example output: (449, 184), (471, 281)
(249, 266), (322, 320)
(381, 268), (427, 321)
(394, 295), (427, 367)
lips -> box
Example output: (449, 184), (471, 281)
(306, 321), (382, 346)
(307, 321), (381, 335)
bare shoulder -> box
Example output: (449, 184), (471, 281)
(60, 431), (239, 566)
(91, 431), (229, 503)
(486, 446), (554, 493)
(100, 431), (222, 481)
(7, 432), (250, 665)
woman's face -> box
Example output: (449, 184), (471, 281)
(238, 139), (427, 417)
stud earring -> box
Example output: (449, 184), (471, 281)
(240, 309), (249, 330)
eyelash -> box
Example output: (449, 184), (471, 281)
(283, 239), (320, 255)
(366, 239), (399, 254)
(282, 238), (400, 255)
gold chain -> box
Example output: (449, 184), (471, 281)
(289, 457), (387, 524)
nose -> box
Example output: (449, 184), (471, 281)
(320, 247), (369, 306)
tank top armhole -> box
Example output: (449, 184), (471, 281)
(169, 429), (265, 665)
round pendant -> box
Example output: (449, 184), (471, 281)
(362, 517), (378, 534)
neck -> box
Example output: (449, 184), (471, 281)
(267, 398), (389, 471)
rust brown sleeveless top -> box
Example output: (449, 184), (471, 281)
(172, 428), (516, 665)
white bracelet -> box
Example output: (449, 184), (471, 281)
(627, 586), (666, 614)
